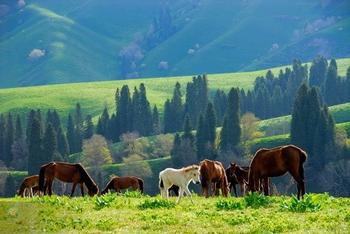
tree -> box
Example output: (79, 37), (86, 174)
(203, 103), (217, 159)
(0, 114), (5, 163)
(309, 55), (328, 87)
(182, 114), (194, 144)
(241, 112), (260, 143)
(4, 113), (14, 166)
(171, 133), (196, 167)
(152, 105), (160, 134)
(27, 116), (42, 175)
(219, 88), (241, 151)
(14, 115), (23, 141)
(4, 175), (15, 197)
(163, 99), (172, 133)
(213, 89), (227, 126)
(171, 82), (184, 132)
(117, 85), (132, 134)
(42, 123), (58, 163)
(324, 59), (339, 105)
(57, 127), (69, 161)
(84, 115), (94, 139)
(81, 135), (112, 178)
(196, 114), (206, 160)
(66, 114), (76, 154)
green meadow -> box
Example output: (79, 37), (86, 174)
(0, 193), (349, 233)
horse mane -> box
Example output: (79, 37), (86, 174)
(183, 165), (199, 172)
(76, 164), (97, 189)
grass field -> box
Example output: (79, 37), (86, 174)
(0, 58), (349, 121)
(0, 193), (349, 233)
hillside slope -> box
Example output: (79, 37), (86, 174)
(0, 0), (349, 87)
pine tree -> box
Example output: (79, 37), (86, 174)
(219, 88), (241, 151)
(117, 85), (132, 134)
(171, 82), (184, 132)
(196, 114), (206, 160)
(182, 114), (194, 144)
(213, 89), (227, 126)
(14, 115), (23, 141)
(0, 114), (5, 163)
(204, 103), (217, 158)
(74, 103), (83, 153)
(163, 99), (172, 133)
(171, 133), (182, 166)
(28, 116), (42, 175)
(66, 114), (76, 154)
(43, 123), (57, 163)
(324, 59), (338, 105)
(309, 55), (328, 87)
(4, 113), (14, 166)
(84, 115), (94, 139)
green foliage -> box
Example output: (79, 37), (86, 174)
(244, 192), (270, 208)
(123, 190), (144, 198)
(216, 199), (245, 210)
(280, 194), (322, 212)
(94, 193), (116, 210)
(138, 198), (176, 209)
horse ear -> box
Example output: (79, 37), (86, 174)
(230, 162), (234, 166)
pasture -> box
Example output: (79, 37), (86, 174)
(0, 193), (349, 233)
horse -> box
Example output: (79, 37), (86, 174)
(168, 185), (180, 196)
(248, 145), (307, 199)
(224, 167), (238, 197)
(199, 159), (229, 198)
(159, 165), (201, 204)
(101, 176), (144, 194)
(226, 163), (250, 196)
(39, 162), (99, 197)
(17, 175), (40, 197)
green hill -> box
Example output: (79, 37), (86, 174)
(0, 58), (349, 121)
(0, 194), (349, 233)
(1, 0), (349, 87)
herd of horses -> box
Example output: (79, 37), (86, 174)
(17, 145), (307, 203)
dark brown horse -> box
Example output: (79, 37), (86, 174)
(39, 162), (99, 197)
(248, 145), (307, 199)
(226, 163), (250, 196)
(101, 176), (144, 194)
(17, 175), (40, 197)
(199, 159), (229, 197)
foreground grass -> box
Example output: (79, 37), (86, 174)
(0, 193), (349, 233)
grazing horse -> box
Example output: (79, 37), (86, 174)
(199, 159), (229, 198)
(159, 165), (201, 204)
(17, 175), (40, 197)
(224, 167), (238, 197)
(101, 176), (144, 194)
(39, 162), (99, 197)
(248, 145), (307, 199)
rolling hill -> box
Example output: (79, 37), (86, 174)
(1, 0), (349, 87)
(0, 57), (349, 121)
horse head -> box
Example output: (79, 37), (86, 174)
(187, 165), (201, 184)
(88, 183), (99, 196)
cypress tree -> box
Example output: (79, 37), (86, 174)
(28, 116), (42, 175)
(57, 127), (69, 161)
(204, 102), (217, 148)
(152, 105), (160, 135)
(171, 82), (184, 132)
(135, 83), (153, 136)
(84, 115), (94, 139)
(14, 115), (23, 141)
(213, 89), (227, 126)
(0, 114), (5, 163)
(74, 104), (83, 153)
(51, 110), (61, 133)
(26, 110), (36, 143)
(117, 85), (132, 134)
(170, 133), (182, 166)
(182, 114), (194, 144)
(43, 123), (57, 163)
(309, 55), (328, 87)
(163, 99), (172, 133)
(66, 114), (76, 154)
(4, 113), (14, 166)
(196, 114), (206, 160)
(219, 88), (241, 151)
(131, 86), (140, 133)
(324, 59), (338, 105)
(347, 67), (350, 101)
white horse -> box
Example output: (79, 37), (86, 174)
(159, 165), (201, 204)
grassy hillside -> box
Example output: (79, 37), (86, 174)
(0, 58), (349, 121)
(0, 193), (349, 233)
(1, 0), (349, 87)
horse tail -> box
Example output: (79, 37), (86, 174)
(137, 178), (144, 194)
(101, 179), (114, 195)
(298, 149), (307, 180)
(39, 163), (49, 193)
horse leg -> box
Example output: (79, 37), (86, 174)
(263, 177), (269, 196)
(240, 183), (245, 196)
(233, 184), (238, 197)
(176, 187), (183, 204)
(47, 180), (53, 196)
(80, 183), (84, 197)
(30, 187), (33, 197)
(184, 187), (194, 204)
(289, 170), (305, 200)
(70, 183), (77, 197)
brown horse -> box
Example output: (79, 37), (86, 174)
(226, 163), (250, 196)
(101, 176), (144, 194)
(39, 162), (99, 197)
(199, 159), (229, 197)
(248, 145), (307, 199)
(17, 175), (40, 197)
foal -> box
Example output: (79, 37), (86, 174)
(17, 175), (40, 197)
(159, 165), (200, 204)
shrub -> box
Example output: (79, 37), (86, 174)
(244, 192), (270, 208)
(138, 198), (175, 209)
(280, 194), (321, 212)
(94, 193), (116, 210)
(216, 199), (245, 210)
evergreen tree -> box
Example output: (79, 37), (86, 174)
(324, 59), (338, 105)
(4, 113), (14, 166)
(14, 115), (23, 141)
(213, 89), (227, 126)
(74, 104), (83, 153)
(152, 105), (160, 134)
(26, 110), (36, 143)
(134, 83), (153, 136)
(219, 88), (241, 151)
(117, 85), (132, 134)
(309, 55), (328, 87)
(196, 114), (206, 160)
(347, 67), (350, 101)
(182, 114), (194, 144)
(84, 115), (94, 139)
(0, 114), (5, 163)
(42, 123), (57, 163)
(28, 116), (42, 175)
(57, 127), (69, 160)
(204, 103), (217, 157)
(51, 110), (61, 132)
(163, 99), (173, 133)
(4, 175), (15, 197)
(66, 114), (76, 154)
(171, 82), (184, 132)
(171, 133), (182, 166)
(97, 107), (110, 138)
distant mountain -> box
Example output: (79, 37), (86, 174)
(0, 0), (349, 88)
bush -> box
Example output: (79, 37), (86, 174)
(94, 193), (116, 210)
(138, 198), (175, 209)
(244, 192), (270, 208)
(280, 194), (321, 212)
(216, 199), (245, 210)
